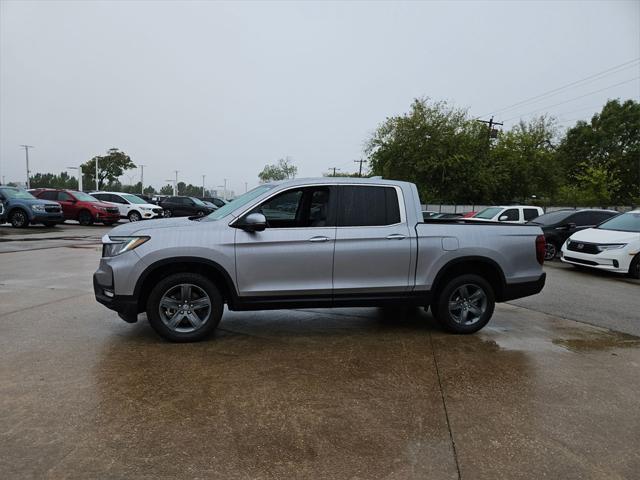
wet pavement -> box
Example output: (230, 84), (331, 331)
(1, 234), (639, 479)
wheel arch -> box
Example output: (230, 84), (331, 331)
(431, 256), (507, 302)
(134, 257), (238, 313)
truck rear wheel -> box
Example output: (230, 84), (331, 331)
(433, 274), (495, 334)
(146, 272), (223, 342)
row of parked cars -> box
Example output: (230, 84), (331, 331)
(423, 204), (640, 279)
(0, 185), (227, 228)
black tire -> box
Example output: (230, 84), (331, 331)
(544, 240), (559, 261)
(164, 209), (172, 218)
(78, 210), (94, 226)
(433, 274), (495, 334)
(146, 272), (224, 342)
(128, 211), (142, 222)
(9, 209), (29, 228)
(629, 254), (640, 280)
(196, 210), (205, 217)
(103, 222), (117, 226)
(43, 222), (57, 227)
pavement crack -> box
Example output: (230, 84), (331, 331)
(429, 332), (462, 480)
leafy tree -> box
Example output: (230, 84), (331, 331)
(29, 171), (78, 190)
(159, 184), (174, 195)
(557, 99), (640, 204)
(143, 185), (157, 195)
(258, 157), (297, 183)
(81, 148), (136, 190)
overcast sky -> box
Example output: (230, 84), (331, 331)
(1, 0), (639, 194)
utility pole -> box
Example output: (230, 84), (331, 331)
(354, 158), (367, 177)
(139, 165), (146, 194)
(20, 145), (34, 188)
(202, 174), (206, 197)
(244, 182), (248, 193)
(329, 167), (340, 177)
(174, 170), (179, 196)
(95, 157), (99, 191)
(476, 116), (503, 140)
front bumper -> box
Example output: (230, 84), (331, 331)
(31, 212), (64, 223)
(95, 212), (121, 223)
(501, 272), (546, 301)
(560, 249), (631, 274)
(93, 271), (139, 323)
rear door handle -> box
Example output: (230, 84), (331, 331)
(386, 234), (406, 240)
(309, 236), (330, 242)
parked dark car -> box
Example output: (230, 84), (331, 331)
(0, 186), (64, 228)
(202, 197), (227, 208)
(159, 196), (216, 217)
(527, 209), (619, 260)
(33, 189), (121, 226)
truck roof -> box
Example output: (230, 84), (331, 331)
(264, 177), (415, 188)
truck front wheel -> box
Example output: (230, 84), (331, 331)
(433, 274), (495, 334)
(146, 272), (223, 342)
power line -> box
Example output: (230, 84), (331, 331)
(502, 76), (640, 122)
(328, 167), (341, 176)
(354, 158), (367, 177)
(477, 57), (640, 118)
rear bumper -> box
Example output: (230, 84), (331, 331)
(93, 272), (138, 323)
(501, 272), (546, 301)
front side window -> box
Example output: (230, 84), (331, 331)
(247, 186), (331, 228)
(337, 186), (401, 227)
(501, 209), (520, 221)
(570, 211), (595, 226)
(39, 191), (57, 200)
(206, 185), (275, 220)
(58, 192), (73, 202)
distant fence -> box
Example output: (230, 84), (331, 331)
(422, 204), (635, 214)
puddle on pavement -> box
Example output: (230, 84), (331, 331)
(552, 329), (640, 352)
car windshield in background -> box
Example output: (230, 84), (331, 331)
(191, 197), (206, 206)
(474, 207), (502, 219)
(121, 194), (147, 204)
(206, 185), (275, 220)
(72, 191), (99, 202)
(0, 187), (36, 200)
(528, 210), (573, 225)
(597, 212), (640, 233)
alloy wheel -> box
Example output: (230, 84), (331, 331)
(448, 284), (488, 326)
(544, 242), (557, 261)
(158, 283), (212, 333)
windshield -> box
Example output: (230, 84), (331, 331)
(597, 211), (640, 233)
(206, 185), (275, 220)
(0, 187), (36, 200)
(527, 210), (573, 226)
(121, 194), (147, 204)
(72, 191), (99, 202)
(474, 207), (502, 219)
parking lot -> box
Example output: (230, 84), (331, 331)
(1, 223), (639, 479)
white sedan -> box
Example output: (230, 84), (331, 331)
(92, 192), (164, 222)
(561, 210), (640, 278)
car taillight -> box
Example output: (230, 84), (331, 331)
(536, 235), (545, 265)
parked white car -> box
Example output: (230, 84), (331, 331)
(91, 192), (164, 222)
(561, 210), (640, 278)
(471, 206), (544, 224)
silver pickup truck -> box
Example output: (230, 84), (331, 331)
(94, 178), (546, 342)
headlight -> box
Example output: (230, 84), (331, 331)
(141, 207), (152, 211)
(31, 204), (47, 212)
(102, 236), (150, 257)
(597, 243), (626, 252)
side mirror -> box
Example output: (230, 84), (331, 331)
(498, 215), (509, 221)
(239, 213), (267, 232)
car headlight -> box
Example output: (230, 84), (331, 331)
(141, 207), (152, 211)
(31, 204), (47, 212)
(597, 243), (626, 252)
(102, 236), (150, 257)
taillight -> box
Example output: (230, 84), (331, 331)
(535, 235), (545, 265)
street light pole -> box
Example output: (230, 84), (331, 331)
(67, 166), (83, 191)
(95, 157), (99, 191)
(173, 170), (179, 196)
(139, 164), (146, 194)
(20, 145), (34, 188)
(202, 174), (206, 197)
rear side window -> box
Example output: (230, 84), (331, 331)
(39, 191), (57, 200)
(338, 186), (401, 227)
(501, 208), (520, 221)
(523, 208), (539, 221)
(570, 211), (595, 226)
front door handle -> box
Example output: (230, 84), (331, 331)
(309, 236), (330, 242)
(386, 233), (406, 240)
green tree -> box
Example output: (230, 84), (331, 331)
(81, 148), (136, 190)
(29, 171), (78, 190)
(159, 184), (174, 195)
(258, 157), (297, 183)
(557, 99), (640, 204)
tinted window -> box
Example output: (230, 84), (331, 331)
(39, 191), (58, 200)
(501, 208), (519, 221)
(248, 186), (331, 228)
(570, 211), (595, 226)
(528, 210), (574, 226)
(338, 186), (400, 227)
(592, 211), (617, 224)
(523, 208), (539, 221)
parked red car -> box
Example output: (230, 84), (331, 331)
(32, 189), (121, 226)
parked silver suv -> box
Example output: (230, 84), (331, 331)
(94, 178), (546, 342)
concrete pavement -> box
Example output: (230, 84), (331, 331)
(1, 233), (639, 479)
